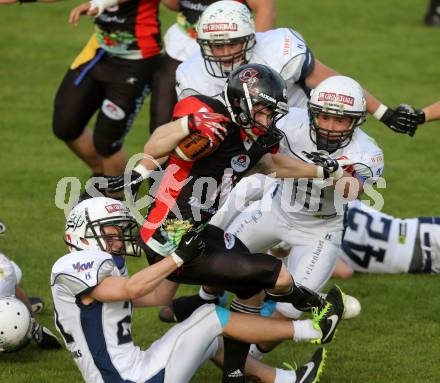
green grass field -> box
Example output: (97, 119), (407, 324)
(1, 0), (440, 381)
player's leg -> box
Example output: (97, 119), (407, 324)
(93, 55), (159, 177)
(332, 258), (354, 279)
(149, 53), (181, 133)
(52, 66), (105, 173)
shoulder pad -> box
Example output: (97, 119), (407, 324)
(173, 95), (228, 118)
(51, 250), (117, 297)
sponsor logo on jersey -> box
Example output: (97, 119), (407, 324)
(188, 196), (217, 215)
(202, 22), (238, 33)
(105, 203), (128, 214)
(318, 92), (354, 106)
(102, 99), (125, 120)
(231, 154), (251, 172)
(224, 232), (236, 249)
(72, 261), (94, 273)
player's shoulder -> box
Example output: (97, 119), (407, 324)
(51, 250), (116, 297)
(177, 51), (205, 74)
(173, 94), (228, 118)
(278, 107), (309, 134)
(346, 129), (383, 160)
(254, 28), (308, 63)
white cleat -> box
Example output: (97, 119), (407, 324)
(342, 295), (361, 319)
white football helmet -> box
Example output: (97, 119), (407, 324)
(196, 1), (256, 78)
(65, 197), (140, 259)
(0, 296), (32, 352)
(308, 75), (367, 153)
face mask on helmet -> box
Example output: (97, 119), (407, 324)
(196, 1), (256, 78)
(224, 64), (289, 149)
(308, 75), (367, 153)
(0, 297), (32, 353)
(65, 197), (141, 261)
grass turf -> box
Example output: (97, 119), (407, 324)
(1, 0), (440, 381)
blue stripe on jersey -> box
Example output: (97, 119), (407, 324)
(215, 305), (231, 327)
(145, 369), (165, 382)
(418, 217), (440, 225)
(79, 300), (134, 383)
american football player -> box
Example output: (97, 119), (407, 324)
(334, 200), (440, 278)
(52, 196), (330, 383)
(0, 222), (61, 351)
(176, 0), (421, 135)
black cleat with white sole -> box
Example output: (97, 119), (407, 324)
(294, 347), (327, 383)
(311, 285), (345, 345)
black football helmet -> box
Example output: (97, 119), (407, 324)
(223, 64), (289, 148)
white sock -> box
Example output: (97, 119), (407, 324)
(293, 319), (321, 342)
(274, 368), (296, 383)
(198, 287), (218, 301)
(249, 343), (267, 360)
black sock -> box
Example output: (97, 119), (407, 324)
(222, 300), (261, 383)
(266, 281), (325, 312)
(172, 294), (219, 322)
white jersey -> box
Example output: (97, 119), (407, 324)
(51, 250), (224, 383)
(176, 28), (314, 106)
(340, 200), (440, 274)
(275, 107), (384, 229)
(164, 24), (199, 62)
(51, 250), (156, 383)
(0, 252), (22, 297)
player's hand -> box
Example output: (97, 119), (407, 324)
(187, 113), (230, 144)
(69, 3), (92, 26)
(303, 151), (347, 180)
(172, 231), (205, 266)
(105, 170), (144, 196)
(380, 104), (422, 136)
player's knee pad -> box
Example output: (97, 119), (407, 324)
(93, 133), (123, 157)
(52, 111), (85, 142)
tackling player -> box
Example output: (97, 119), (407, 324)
(176, 1), (422, 135)
(334, 200), (440, 278)
(52, 197), (329, 383)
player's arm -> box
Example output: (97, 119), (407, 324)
(421, 100), (440, 122)
(132, 280), (179, 307)
(86, 256), (180, 303)
(161, 0), (180, 11)
(246, 0), (276, 32)
(69, 0), (130, 26)
(256, 152), (344, 180)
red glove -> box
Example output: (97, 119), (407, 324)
(186, 113), (230, 144)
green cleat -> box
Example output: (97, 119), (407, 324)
(311, 285), (345, 345)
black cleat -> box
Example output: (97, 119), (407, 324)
(311, 285), (345, 345)
(32, 321), (62, 350)
(294, 348), (327, 383)
(158, 305), (178, 323)
(29, 297), (44, 315)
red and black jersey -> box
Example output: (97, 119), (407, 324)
(95, 0), (161, 58)
(180, 0), (248, 25)
(140, 95), (278, 253)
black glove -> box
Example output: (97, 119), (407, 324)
(380, 104), (422, 136)
(105, 170), (144, 196)
(174, 231), (206, 265)
(31, 320), (62, 350)
(302, 151), (342, 179)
